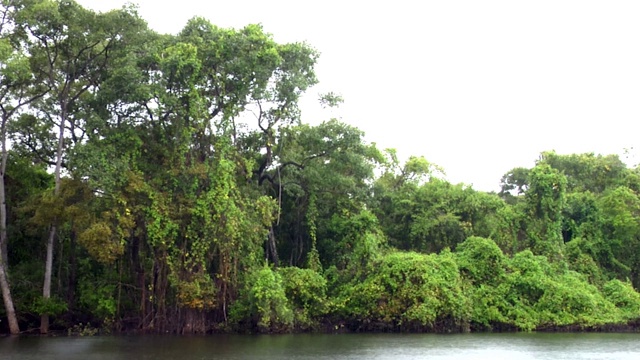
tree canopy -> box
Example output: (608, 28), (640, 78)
(1, 0), (639, 335)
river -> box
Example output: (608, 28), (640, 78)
(1, 333), (639, 359)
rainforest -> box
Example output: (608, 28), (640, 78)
(1, 0), (640, 335)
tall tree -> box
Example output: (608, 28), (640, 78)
(0, 0), (49, 335)
(499, 167), (530, 204)
(371, 153), (503, 254)
(14, 0), (146, 333)
(256, 120), (382, 267)
(540, 151), (627, 193)
(522, 163), (567, 260)
(72, 18), (322, 332)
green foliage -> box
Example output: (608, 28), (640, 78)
(602, 279), (640, 317)
(507, 250), (554, 303)
(499, 167), (530, 203)
(339, 250), (470, 330)
(173, 273), (217, 311)
(245, 266), (294, 332)
(564, 239), (606, 285)
(324, 209), (385, 271)
(523, 163), (567, 260)
(459, 247), (547, 331)
(4, 0), (640, 336)
(78, 221), (123, 264)
(31, 295), (67, 317)
(594, 186), (640, 285)
(541, 151), (627, 193)
(535, 272), (619, 326)
(268, 119), (383, 267)
(78, 279), (117, 320)
(464, 283), (510, 329)
(305, 192), (322, 271)
(455, 239), (640, 331)
(456, 236), (505, 285)
(562, 192), (602, 242)
(490, 203), (524, 254)
(278, 267), (328, 328)
(373, 170), (504, 253)
(318, 92), (344, 108)
(6, 260), (44, 325)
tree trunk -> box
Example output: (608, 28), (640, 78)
(41, 105), (65, 334)
(40, 224), (55, 334)
(0, 230), (6, 274)
(0, 118), (19, 335)
(66, 230), (77, 309)
(182, 307), (205, 334)
(268, 227), (278, 268)
(131, 234), (146, 330)
(0, 257), (18, 334)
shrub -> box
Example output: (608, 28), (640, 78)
(456, 236), (506, 285)
(230, 265), (293, 333)
(278, 266), (328, 329)
(340, 250), (470, 330)
(602, 279), (640, 318)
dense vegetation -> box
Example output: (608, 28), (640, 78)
(1, 0), (640, 335)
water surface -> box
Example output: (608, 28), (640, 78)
(1, 333), (639, 359)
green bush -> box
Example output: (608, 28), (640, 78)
(602, 279), (640, 318)
(340, 250), (470, 329)
(564, 238), (606, 285)
(465, 284), (509, 329)
(31, 296), (68, 317)
(230, 265), (293, 332)
(456, 236), (506, 285)
(506, 250), (553, 305)
(78, 280), (117, 319)
(249, 266), (293, 332)
(278, 266), (328, 329)
(535, 272), (619, 326)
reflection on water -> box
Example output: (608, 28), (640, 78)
(1, 332), (639, 360)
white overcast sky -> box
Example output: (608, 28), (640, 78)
(77, 0), (640, 192)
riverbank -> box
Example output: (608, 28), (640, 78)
(11, 317), (635, 337)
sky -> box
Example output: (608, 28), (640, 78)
(77, 0), (640, 192)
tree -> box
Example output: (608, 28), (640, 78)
(0, 0), (49, 335)
(499, 167), (530, 204)
(522, 163), (567, 260)
(13, 0), (147, 333)
(540, 151), (627, 193)
(250, 119), (382, 268)
(372, 155), (503, 254)
(64, 17), (325, 332)
(598, 186), (640, 287)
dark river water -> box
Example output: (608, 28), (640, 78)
(1, 333), (639, 359)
